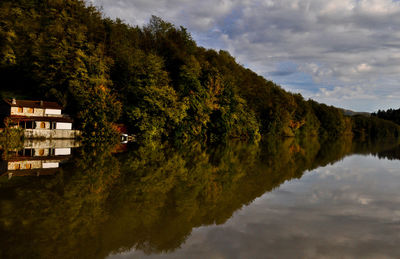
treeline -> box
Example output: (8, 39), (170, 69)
(1, 0), (399, 141)
(372, 108), (400, 126)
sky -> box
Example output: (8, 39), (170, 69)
(88, 0), (400, 112)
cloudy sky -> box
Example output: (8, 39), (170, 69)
(88, 0), (400, 112)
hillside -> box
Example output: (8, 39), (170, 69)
(0, 0), (399, 141)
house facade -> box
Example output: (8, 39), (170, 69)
(1, 98), (81, 139)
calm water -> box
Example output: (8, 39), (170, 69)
(1, 137), (400, 258)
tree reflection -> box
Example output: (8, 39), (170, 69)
(0, 137), (399, 258)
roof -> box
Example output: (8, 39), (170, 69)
(8, 115), (73, 123)
(112, 123), (128, 134)
(3, 99), (63, 110)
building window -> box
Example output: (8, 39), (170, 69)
(25, 121), (34, 129)
(27, 108), (34, 113)
(40, 122), (45, 128)
(24, 149), (33, 156)
(14, 164), (20, 170)
(18, 107), (23, 113)
(26, 164), (32, 169)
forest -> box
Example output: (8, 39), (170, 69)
(373, 108), (400, 126)
(0, 0), (399, 142)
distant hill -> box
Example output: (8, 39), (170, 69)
(341, 109), (370, 117)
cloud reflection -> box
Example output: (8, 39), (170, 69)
(111, 155), (400, 258)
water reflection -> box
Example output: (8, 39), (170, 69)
(0, 137), (399, 258)
(0, 139), (80, 178)
(138, 155), (400, 259)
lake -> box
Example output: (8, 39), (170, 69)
(1, 137), (400, 258)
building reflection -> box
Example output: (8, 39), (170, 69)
(0, 139), (80, 178)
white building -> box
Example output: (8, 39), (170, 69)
(1, 98), (80, 139)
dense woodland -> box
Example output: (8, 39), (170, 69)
(1, 0), (399, 141)
(373, 108), (400, 126)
